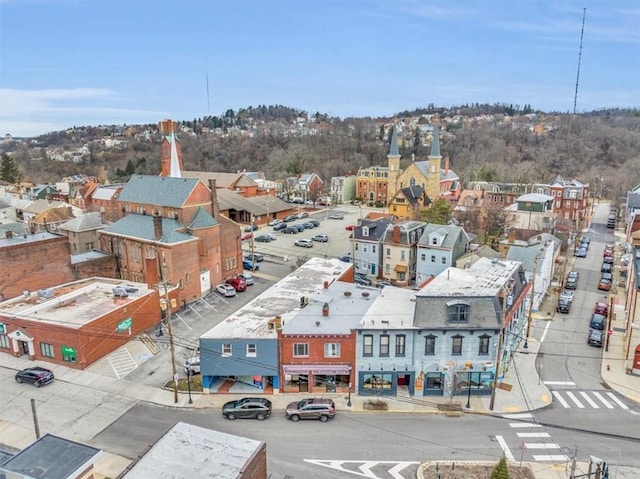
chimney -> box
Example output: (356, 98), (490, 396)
(508, 231), (516, 243)
(153, 215), (163, 241)
(412, 153), (415, 162)
(445, 156), (450, 176)
(322, 302), (330, 317)
(323, 280), (329, 289)
(208, 179), (220, 219)
(392, 225), (401, 244)
(5, 230), (13, 239)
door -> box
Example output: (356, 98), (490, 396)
(397, 374), (408, 386)
(21, 341), (29, 356)
(298, 375), (308, 392)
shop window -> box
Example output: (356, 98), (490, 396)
(425, 372), (443, 389)
(362, 373), (393, 391)
(40, 342), (54, 358)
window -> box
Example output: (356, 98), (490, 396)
(479, 335), (490, 355)
(246, 344), (257, 357)
(363, 334), (373, 356)
(441, 257), (446, 264)
(372, 245), (376, 253)
(379, 334), (389, 356)
(448, 302), (469, 322)
(431, 255), (436, 263)
(385, 264), (390, 274)
(400, 250), (405, 261)
(324, 343), (341, 358)
(293, 343), (309, 357)
(0, 335), (9, 349)
(363, 227), (369, 237)
(432, 237), (437, 245)
(451, 335), (463, 355)
(421, 253), (426, 261)
(425, 335), (436, 355)
(40, 342), (54, 358)
(386, 248), (391, 256)
(395, 335), (406, 356)
(222, 344), (232, 357)
(425, 372), (443, 389)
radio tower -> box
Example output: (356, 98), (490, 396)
(573, 8), (586, 114)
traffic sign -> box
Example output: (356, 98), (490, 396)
(117, 317), (133, 332)
(607, 329), (613, 336)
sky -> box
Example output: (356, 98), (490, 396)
(1, 0), (639, 137)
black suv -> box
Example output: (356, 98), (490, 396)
(590, 314), (606, 330)
(286, 398), (336, 422)
(222, 397), (272, 420)
(557, 299), (571, 314)
(15, 367), (55, 387)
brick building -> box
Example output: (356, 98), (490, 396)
(0, 278), (160, 369)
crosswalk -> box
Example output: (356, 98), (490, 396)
(501, 413), (568, 462)
(550, 389), (629, 410)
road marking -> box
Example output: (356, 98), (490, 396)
(566, 391), (585, 408)
(303, 460), (420, 479)
(540, 321), (552, 343)
(503, 413), (533, 420)
(388, 462), (419, 479)
(517, 432), (551, 438)
(509, 422), (542, 428)
(358, 462), (379, 478)
(579, 392), (599, 408)
(533, 455), (568, 462)
(495, 435), (515, 461)
(543, 381), (576, 386)
(552, 391), (570, 408)
(524, 443), (560, 449)
(593, 392), (615, 409)
(606, 392), (629, 409)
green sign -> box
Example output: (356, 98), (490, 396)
(0, 323), (5, 334)
(61, 346), (77, 363)
(117, 317), (133, 332)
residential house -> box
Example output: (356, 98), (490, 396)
(355, 166), (389, 205)
(58, 212), (105, 255)
(455, 245), (502, 270)
(622, 245), (640, 375)
(20, 199), (74, 223)
(505, 193), (556, 232)
(83, 183), (124, 222)
(388, 185), (431, 220)
(278, 281), (370, 394)
(99, 175), (241, 304)
(198, 258), (352, 393)
(329, 175), (356, 205)
(29, 206), (74, 233)
(352, 217), (394, 278)
(548, 175), (590, 223)
(0, 199), (17, 224)
(504, 232), (560, 311)
(28, 184), (60, 201)
(416, 224), (471, 284)
(380, 220), (427, 286)
(626, 184), (640, 229)
(282, 173), (324, 203)
(0, 222), (29, 240)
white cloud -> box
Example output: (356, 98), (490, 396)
(0, 87), (166, 137)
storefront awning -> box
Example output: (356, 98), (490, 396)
(283, 365), (352, 375)
(394, 264), (408, 273)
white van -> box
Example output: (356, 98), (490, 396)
(183, 356), (200, 375)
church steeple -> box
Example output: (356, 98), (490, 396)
(389, 125), (399, 157)
(426, 126), (442, 200)
(169, 129), (182, 178)
(160, 129), (183, 177)
(429, 125), (441, 158)
(387, 124), (401, 205)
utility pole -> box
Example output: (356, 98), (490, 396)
(250, 214), (256, 272)
(490, 287), (508, 411)
(30, 399), (40, 439)
(161, 257), (179, 404)
(524, 257), (538, 349)
(569, 446), (578, 479)
(605, 294), (614, 352)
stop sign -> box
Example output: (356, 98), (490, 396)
(607, 329), (613, 336)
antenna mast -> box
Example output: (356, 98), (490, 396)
(573, 8), (586, 114)
(206, 56), (210, 114)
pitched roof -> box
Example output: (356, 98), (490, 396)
(388, 125), (399, 156)
(216, 189), (292, 215)
(117, 175), (201, 208)
(22, 199), (67, 214)
(395, 185), (430, 208)
(429, 126), (441, 158)
(353, 217), (394, 241)
(59, 212), (104, 232)
(418, 224), (469, 248)
(516, 193), (554, 203)
(33, 207), (73, 224)
(188, 206), (218, 229)
(91, 184), (122, 201)
(101, 214), (195, 244)
(181, 171), (257, 189)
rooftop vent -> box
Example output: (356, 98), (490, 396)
(37, 289), (54, 300)
(112, 287), (128, 298)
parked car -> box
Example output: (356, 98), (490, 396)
(294, 238), (314, 248)
(284, 214), (298, 222)
(598, 277), (612, 291)
(568, 271), (579, 281)
(559, 290), (574, 303)
(285, 398), (336, 422)
(183, 356), (201, 375)
(242, 259), (260, 271)
(226, 277), (247, 292)
(273, 222), (287, 231)
(575, 247), (587, 258)
(557, 299), (571, 314)
(222, 397), (272, 421)
(601, 263), (612, 273)
(594, 302), (609, 316)
(238, 272), (255, 286)
(297, 212), (309, 219)
(607, 219), (616, 229)
(15, 367), (54, 387)
(240, 232), (253, 241)
(282, 226), (298, 234)
(268, 219), (283, 226)
(312, 234), (329, 242)
(266, 233), (277, 241)
(254, 234), (271, 243)
(246, 253), (264, 262)
(376, 280), (393, 288)
(587, 329), (604, 347)
(292, 224), (305, 233)
(302, 222), (315, 229)
(590, 313), (606, 330)
(602, 255), (614, 265)
(328, 214), (345, 220)
(565, 278), (578, 290)
(355, 276), (372, 286)
(337, 255), (352, 263)
(308, 219), (320, 227)
(345, 225), (357, 231)
(216, 283), (237, 297)
(580, 235), (590, 245)
(244, 224), (259, 232)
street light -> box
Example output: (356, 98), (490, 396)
(187, 370), (193, 405)
(347, 382), (352, 407)
(465, 371), (472, 409)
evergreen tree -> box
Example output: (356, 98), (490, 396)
(420, 199), (452, 224)
(124, 159), (136, 176)
(0, 153), (21, 183)
(490, 455), (510, 479)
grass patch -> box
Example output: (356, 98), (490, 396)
(165, 374), (203, 392)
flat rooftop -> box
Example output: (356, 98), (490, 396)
(358, 285), (418, 330)
(0, 277), (154, 329)
(122, 422), (263, 479)
(417, 258), (521, 297)
(0, 230), (61, 248)
(201, 257), (351, 339)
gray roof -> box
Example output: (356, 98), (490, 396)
(353, 217), (394, 241)
(122, 422), (263, 479)
(101, 214), (195, 244)
(388, 125), (399, 156)
(382, 220), (426, 245)
(0, 433), (101, 479)
(216, 189), (292, 215)
(429, 126), (441, 157)
(517, 193), (554, 203)
(188, 206), (218, 229)
(418, 224), (469, 248)
(59, 211), (104, 232)
(117, 175), (201, 208)
(0, 222), (29, 239)
(627, 190), (640, 209)
(0, 199), (11, 209)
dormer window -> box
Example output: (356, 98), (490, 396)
(362, 226), (369, 237)
(431, 237), (438, 245)
(447, 301), (470, 322)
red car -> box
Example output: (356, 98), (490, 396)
(594, 302), (609, 316)
(345, 225), (356, 231)
(226, 277), (247, 292)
